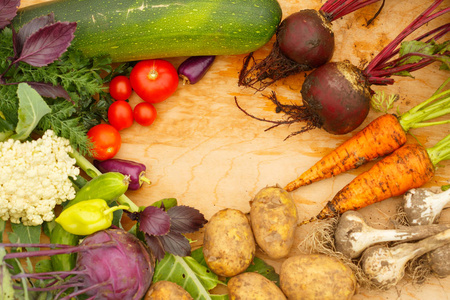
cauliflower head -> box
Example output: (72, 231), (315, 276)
(0, 130), (80, 226)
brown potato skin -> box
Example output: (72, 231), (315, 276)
(203, 208), (256, 277)
(280, 254), (356, 300)
(250, 186), (298, 259)
(228, 272), (286, 300)
(145, 280), (193, 300)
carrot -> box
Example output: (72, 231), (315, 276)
(302, 133), (450, 225)
(285, 81), (450, 192)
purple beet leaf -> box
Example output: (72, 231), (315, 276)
(139, 205), (171, 236)
(166, 205), (207, 234)
(16, 21), (76, 67)
(27, 81), (73, 103)
(0, 0), (20, 30)
(16, 13), (55, 55)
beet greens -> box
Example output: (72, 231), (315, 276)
(238, 0), (384, 91)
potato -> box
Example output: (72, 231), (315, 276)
(228, 272), (286, 300)
(279, 254), (356, 300)
(250, 186), (298, 259)
(203, 208), (256, 277)
(145, 280), (193, 300)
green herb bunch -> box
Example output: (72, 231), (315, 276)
(0, 7), (114, 154)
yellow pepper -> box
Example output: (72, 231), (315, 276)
(55, 199), (127, 236)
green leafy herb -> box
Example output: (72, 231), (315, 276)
(370, 90), (399, 113)
(11, 83), (51, 140)
(0, 23), (113, 154)
(245, 257), (280, 286)
(153, 253), (228, 300)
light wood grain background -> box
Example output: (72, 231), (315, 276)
(17, 0), (450, 298)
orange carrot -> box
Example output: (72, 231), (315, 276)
(285, 114), (407, 192)
(302, 133), (450, 224)
(285, 85), (450, 192)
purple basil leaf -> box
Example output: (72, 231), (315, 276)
(144, 234), (166, 261)
(167, 205), (207, 234)
(27, 81), (73, 103)
(139, 206), (171, 236)
(17, 13), (55, 54)
(159, 231), (191, 257)
(18, 21), (76, 67)
(0, 0), (20, 30)
(12, 24), (20, 58)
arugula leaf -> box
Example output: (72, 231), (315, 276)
(153, 253), (228, 300)
(11, 83), (51, 140)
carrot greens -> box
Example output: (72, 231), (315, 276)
(0, 1), (114, 154)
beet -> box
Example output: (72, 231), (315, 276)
(277, 10), (334, 69)
(236, 0), (449, 137)
(301, 61), (371, 135)
(238, 0), (384, 91)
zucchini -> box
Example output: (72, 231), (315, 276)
(16, 0), (282, 62)
(50, 223), (79, 271)
(65, 172), (129, 208)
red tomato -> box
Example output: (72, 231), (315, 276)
(109, 76), (132, 101)
(134, 102), (157, 126)
(108, 100), (134, 131)
(129, 59), (178, 103)
(87, 124), (122, 160)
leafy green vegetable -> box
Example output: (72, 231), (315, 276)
(10, 223), (41, 252)
(153, 253), (228, 300)
(370, 90), (399, 113)
(245, 257), (280, 286)
(11, 83), (51, 140)
(0, 26), (113, 154)
(0, 247), (15, 300)
(394, 40), (450, 77)
(151, 198), (178, 210)
(190, 248), (280, 286)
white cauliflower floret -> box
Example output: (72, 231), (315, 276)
(0, 130), (80, 226)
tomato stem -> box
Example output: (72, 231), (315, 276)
(147, 69), (158, 80)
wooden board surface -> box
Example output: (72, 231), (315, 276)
(16, 0), (450, 298)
